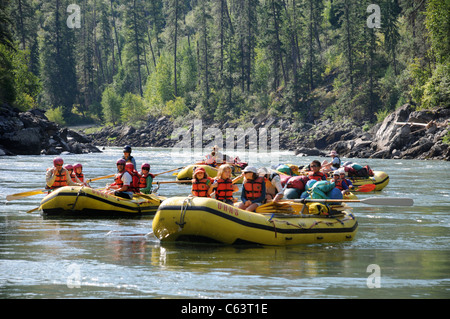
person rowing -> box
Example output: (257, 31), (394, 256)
(105, 159), (134, 199)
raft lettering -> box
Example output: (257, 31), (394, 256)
(181, 303), (215, 316)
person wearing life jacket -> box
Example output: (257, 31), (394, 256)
(124, 162), (140, 193)
(331, 170), (350, 195)
(209, 164), (239, 205)
(258, 167), (283, 202)
(307, 160), (327, 181)
(106, 159), (134, 199)
(46, 157), (84, 190)
(238, 166), (266, 212)
(138, 163), (155, 194)
(122, 145), (137, 169)
(191, 167), (212, 197)
(64, 164), (80, 183)
(73, 163), (87, 184)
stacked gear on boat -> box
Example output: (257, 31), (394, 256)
(301, 180), (343, 201)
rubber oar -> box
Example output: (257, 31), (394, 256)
(6, 189), (47, 201)
(353, 184), (376, 192)
(293, 197), (414, 206)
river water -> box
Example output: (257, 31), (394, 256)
(0, 147), (449, 300)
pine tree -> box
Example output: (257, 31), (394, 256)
(39, 0), (78, 119)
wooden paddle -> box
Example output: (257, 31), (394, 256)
(293, 197), (414, 206)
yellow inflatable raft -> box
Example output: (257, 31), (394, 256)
(152, 197), (358, 246)
(40, 186), (165, 218)
(176, 164), (244, 183)
(348, 171), (389, 191)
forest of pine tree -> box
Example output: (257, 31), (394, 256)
(0, 0), (449, 127)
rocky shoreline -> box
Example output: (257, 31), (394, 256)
(86, 103), (449, 161)
(0, 104), (101, 156)
(1, 102), (448, 161)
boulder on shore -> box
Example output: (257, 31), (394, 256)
(0, 104), (102, 156)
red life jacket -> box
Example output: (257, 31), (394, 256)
(215, 178), (234, 201)
(192, 178), (210, 197)
(334, 179), (349, 190)
(47, 168), (68, 189)
(114, 171), (139, 193)
(308, 171), (326, 181)
(138, 172), (154, 189)
(243, 176), (264, 201)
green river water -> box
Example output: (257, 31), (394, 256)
(0, 147), (448, 300)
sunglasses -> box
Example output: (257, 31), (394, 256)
(117, 163), (124, 166)
(310, 165), (319, 168)
(142, 167), (149, 170)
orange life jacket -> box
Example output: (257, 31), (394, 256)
(75, 173), (84, 183)
(192, 178), (210, 197)
(69, 172), (77, 183)
(308, 171), (326, 181)
(243, 176), (264, 201)
(47, 168), (68, 189)
(215, 178), (234, 202)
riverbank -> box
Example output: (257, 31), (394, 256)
(85, 103), (449, 161)
(1, 102), (448, 161)
(0, 104), (101, 156)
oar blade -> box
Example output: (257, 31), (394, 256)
(6, 189), (46, 201)
(354, 184), (376, 192)
(361, 197), (414, 206)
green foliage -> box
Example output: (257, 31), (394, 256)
(164, 96), (188, 118)
(46, 106), (66, 125)
(121, 92), (146, 123)
(101, 86), (122, 125)
(2, 0), (448, 128)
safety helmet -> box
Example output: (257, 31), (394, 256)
(123, 145), (132, 153)
(64, 164), (73, 170)
(53, 157), (64, 166)
(141, 163), (150, 170)
(116, 158), (126, 165)
(73, 163), (82, 170)
(125, 162), (134, 171)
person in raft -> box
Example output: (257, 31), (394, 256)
(64, 164), (82, 184)
(191, 167), (213, 197)
(122, 145), (137, 169)
(73, 163), (89, 186)
(331, 170), (350, 195)
(238, 166), (266, 212)
(307, 160), (327, 181)
(106, 159), (134, 199)
(322, 150), (341, 173)
(258, 167), (283, 202)
(46, 157), (84, 190)
(209, 164), (239, 205)
(138, 163), (154, 194)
